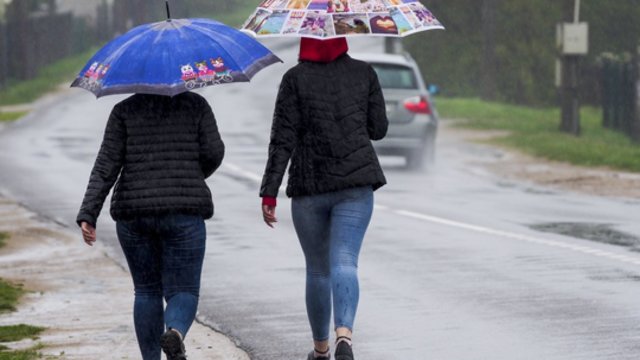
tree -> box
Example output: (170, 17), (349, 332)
(405, 0), (640, 107)
(481, 0), (498, 101)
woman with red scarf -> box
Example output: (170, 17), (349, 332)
(260, 38), (388, 360)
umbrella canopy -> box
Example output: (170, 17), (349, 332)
(72, 18), (282, 97)
(241, 0), (443, 40)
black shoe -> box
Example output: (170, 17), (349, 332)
(307, 348), (331, 359)
(160, 329), (187, 360)
(334, 337), (353, 360)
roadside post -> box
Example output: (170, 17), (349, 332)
(634, 44), (640, 142)
(557, 0), (588, 135)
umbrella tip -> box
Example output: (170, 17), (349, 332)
(165, 0), (171, 21)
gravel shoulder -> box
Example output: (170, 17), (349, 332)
(442, 120), (640, 199)
(0, 196), (250, 360)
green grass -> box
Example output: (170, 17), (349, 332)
(0, 279), (24, 313)
(0, 47), (98, 106)
(436, 97), (640, 172)
(0, 325), (45, 343)
(0, 343), (45, 360)
(0, 232), (7, 248)
(208, 1), (260, 27)
(0, 112), (27, 122)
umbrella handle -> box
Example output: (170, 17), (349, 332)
(165, 0), (171, 21)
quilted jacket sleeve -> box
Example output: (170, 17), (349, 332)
(260, 73), (300, 198)
(76, 106), (127, 228)
(198, 101), (225, 178)
(366, 65), (389, 141)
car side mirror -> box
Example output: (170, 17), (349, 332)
(428, 84), (440, 95)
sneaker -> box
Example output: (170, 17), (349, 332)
(334, 337), (353, 360)
(160, 329), (187, 360)
(307, 348), (331, 359)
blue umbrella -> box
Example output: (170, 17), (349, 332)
(72, 17), (282, 97)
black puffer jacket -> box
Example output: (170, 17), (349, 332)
(77, 92), (224, 227)
(260, 54), (388, 198)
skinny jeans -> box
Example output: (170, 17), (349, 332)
(291, 186), (374, 341)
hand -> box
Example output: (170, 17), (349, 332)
(81, 222), (96, 246)
(262, 205), (277, 228)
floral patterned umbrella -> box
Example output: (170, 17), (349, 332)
(241, 0), (443, 40)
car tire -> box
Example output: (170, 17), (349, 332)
(406, 132), (436, 170)
(406, 147), (425, 170)
(423, 131), (436, 165)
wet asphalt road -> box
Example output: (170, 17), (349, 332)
(2, 38), (640, 359)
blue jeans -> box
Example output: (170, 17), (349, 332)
(116, 214), (206, 360)
(291, 186), (374, 341)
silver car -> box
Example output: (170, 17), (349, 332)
(352, 52), (439, 169)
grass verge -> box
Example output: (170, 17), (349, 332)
(0, 47), (98, 107)
(0, 232), (7, 248)
(437, 98), (640, 172)
(0, 343), (45, 360)
(0, 112), (27, 122)
(0, 277), (47, 360)
(0, 325), (45, 343)
(209, 0), (261, 27)
(0, 279), (23, 313)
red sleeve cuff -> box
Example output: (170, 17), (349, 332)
(262, 196), (277, 207)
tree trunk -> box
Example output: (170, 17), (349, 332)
(46, 0), (56, 15)
(481, 0), (498, 101)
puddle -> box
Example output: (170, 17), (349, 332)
(589, 271), (640, 282)
(524, 187), (556, 196)
(530, 222), (640, 249)
(48, 136), (92, 144)
(496, 181), (518, 189)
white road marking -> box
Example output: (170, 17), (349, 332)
(394, 210), (640, 266)
(223, 163), (640, 266)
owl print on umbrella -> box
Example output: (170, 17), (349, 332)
(242, 0), (443, 39)
(179, 57), (234, 90)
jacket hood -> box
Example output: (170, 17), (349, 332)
(299, 37), (349, 63)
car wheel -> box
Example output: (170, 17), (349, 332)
(406, 132), (436, 170)
(423, 131), (436, 166)
(406, 147), (425, 170)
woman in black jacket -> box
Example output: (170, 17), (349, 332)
(77, 92), (224, 360)
(260, 38), (388, 360)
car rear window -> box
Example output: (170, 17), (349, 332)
(371, 63), (419, 90)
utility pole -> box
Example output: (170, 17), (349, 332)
(559, 0), (587, 135)
(634, 44), (640, 142)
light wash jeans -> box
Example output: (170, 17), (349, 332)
(292, 186), (374, 341)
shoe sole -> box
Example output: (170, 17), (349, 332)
(160, 332), (186, 360)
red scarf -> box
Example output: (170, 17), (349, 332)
(299, 37), (349, 63)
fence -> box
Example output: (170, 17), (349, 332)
(0, 12), (75, 89)
(599, 53), (640, 142)
(0, 23), (7, 89)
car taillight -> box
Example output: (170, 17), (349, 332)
(404, 96), (432, 115)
